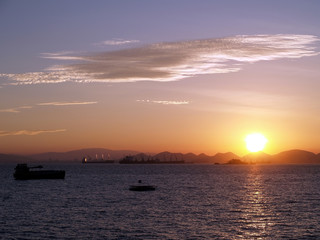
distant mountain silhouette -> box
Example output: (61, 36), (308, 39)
(272, 149), (319, 164)
(128, 151), (240, 164)
(226, 159), (247, 165)
(212, 152), (241, 164)
(153, 151), (183, 161)
(28, 148), (141, 162)
(183, 153), (200, 162)
(1, 148), (320, 164)
(243, 152), (273, 164)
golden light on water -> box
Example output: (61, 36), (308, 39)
(245, 133), (268, 153)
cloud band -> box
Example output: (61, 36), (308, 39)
(0, 129), (67, 137)
(1, 34), (319, 85)
(137, 100), (190, 105)
(37, 101), (98, 106)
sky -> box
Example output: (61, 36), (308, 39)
(1, 0), (320, 156)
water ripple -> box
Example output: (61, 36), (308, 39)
(1, 164), (320, 239)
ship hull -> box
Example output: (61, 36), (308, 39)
(129, 185), (156, 191)
(14, 170), (65, 180)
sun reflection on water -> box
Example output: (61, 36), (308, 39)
(236, 165), (275, 239)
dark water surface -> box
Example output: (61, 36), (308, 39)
(1, 164), (320, 239)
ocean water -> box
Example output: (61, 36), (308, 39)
(1, 163), (320, 239)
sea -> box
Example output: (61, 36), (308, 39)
(1, 163), (320, 239)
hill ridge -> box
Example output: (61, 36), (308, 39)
(1, 148), (319, 164)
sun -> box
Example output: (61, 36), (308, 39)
(245, 133), (268, 152)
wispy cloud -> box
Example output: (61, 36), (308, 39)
(41, 52), (86, 61)
(137, 100), (190, 105)
(37, 101), (98, 106)
(0, 106), (33, 113)
(0, 101), (97, 114)
(1, 34), (319, 85)
(0, 129), (66, 137)
(0, 108), (22, 113)
(97, 38), (140, 46)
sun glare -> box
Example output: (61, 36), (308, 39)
(245, 133), (268, 152)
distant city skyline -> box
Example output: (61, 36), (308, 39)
(1, 0), (320, 155)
